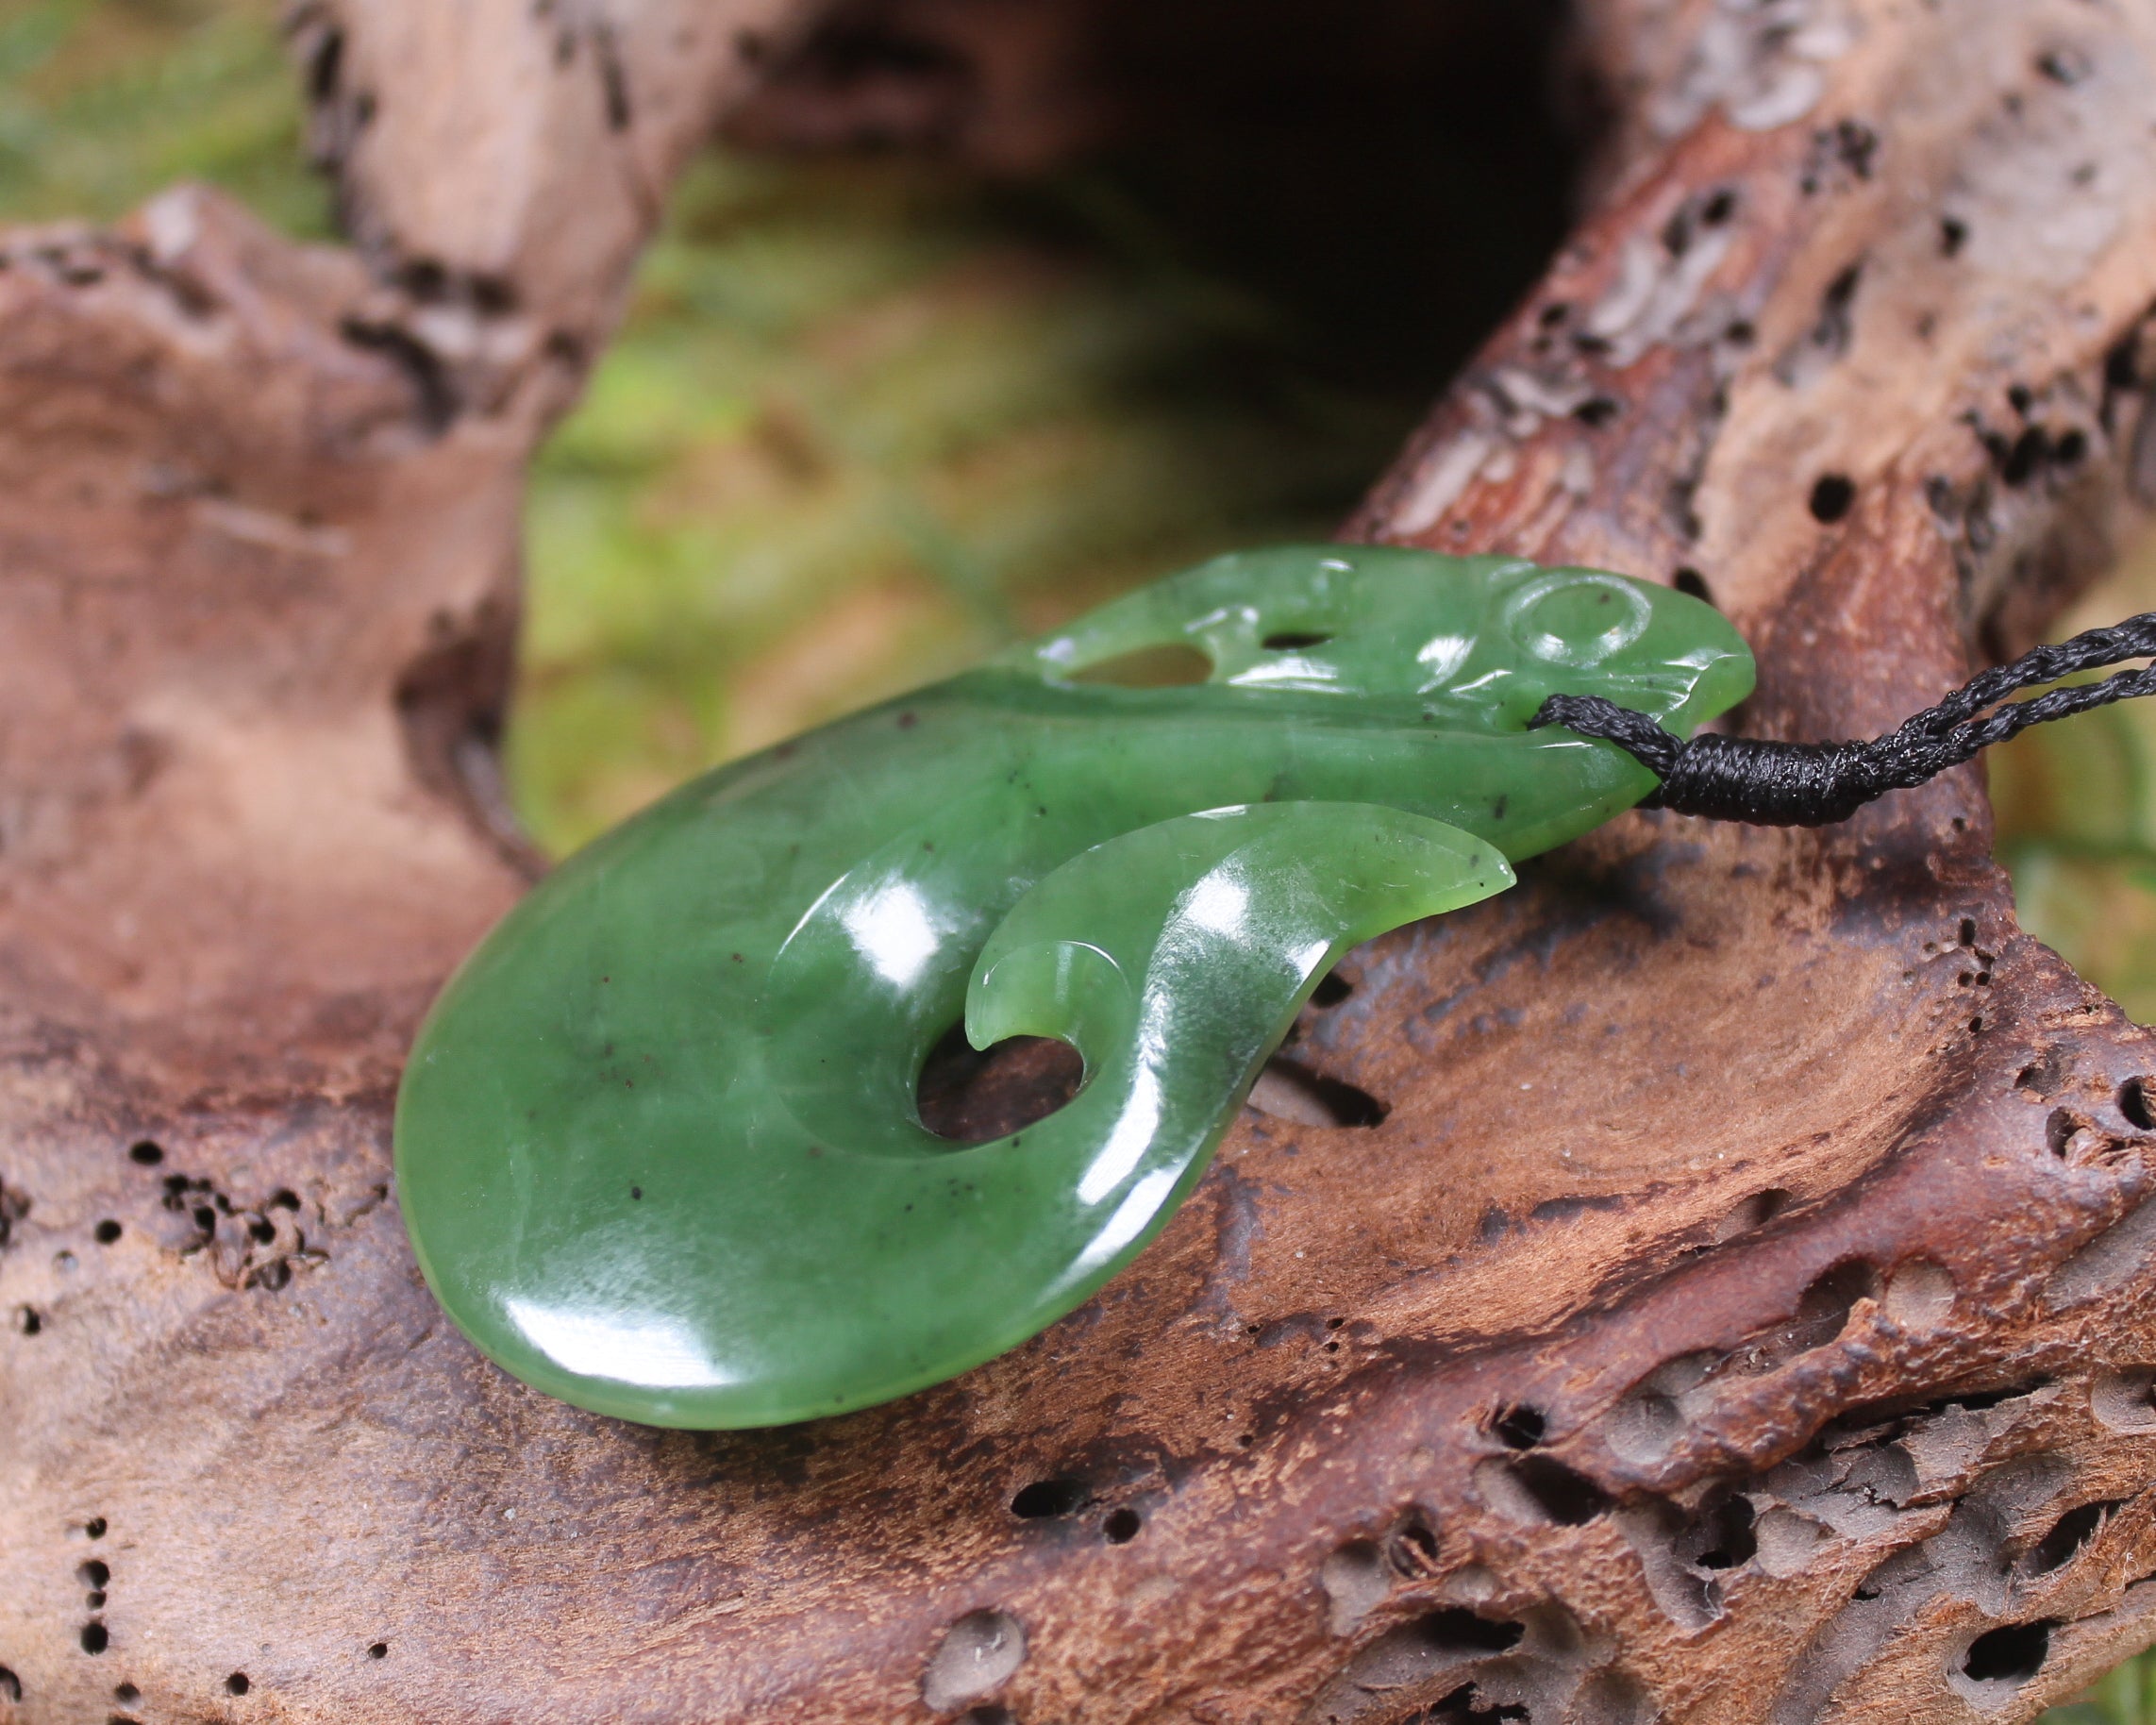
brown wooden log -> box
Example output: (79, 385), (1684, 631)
(8, 3), (2156, 1722)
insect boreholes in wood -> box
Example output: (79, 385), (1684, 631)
(1490, 1405), (1546, 1450)
(1010, 1477), (1090, 1519)
(1808, 473), (1856, 523)
(2021, 1499), (2119, 1577)
(1962, 1620), (2056, 1686)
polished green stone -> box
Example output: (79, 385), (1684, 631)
(394, 546), (1753, 1427)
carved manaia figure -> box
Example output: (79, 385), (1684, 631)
(394, 547), (1752, 1426)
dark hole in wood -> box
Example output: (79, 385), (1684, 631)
(1492, 1405), (1546, 1449)
(917, 1025), (1084, 1144)
(1688, 1493), (1757, 1569)
(1672, 567), (1713, 604)
(226, 1673), (250, 1696)
(1011, 1477), (1091, 1518)
(1941, 216), (1969, 256)
(86, 1590), (106, 1609)
(1505, 1456), (1612, 1525)
(78, 1560), (109, 1588)
(2036, 47), (2091, 85)
(1257, 1055), (1386, 1127)
(367, 1643), (389, 1660)
(126, 1140), (162, 1165)
(92, 1220), (121, 1245)
(1429, 1685), (1529, 1722)
(0, 1667), (17, 1702)
(1412, 1608), (1527, 1655)
(398, 258), (447, 302)
(1103, 1508), (1142, 1543)
(1388, 1514), (1442, 1575)
(1809, 473), (1856, 522)
(2045, 1107), (2094, 1158)
(2120, 1078), (2156, 1130)
(1963, 1620), (2053, 1684)
(1572, 394), (1620, 427)
(2002, 426), (2048, 485)
(113, 1684), (139, 1703)
(85, 1516), (107, 1538)
(80, 1622), (109, 1654)
(17, 1305), (40, 1334)
(2027, 1501), (2117, 1575)
(470, 275), (518, 318)
(1310, 969), (1353, 1008)
(1786, 1259), (1879, 1349)
(1262, 631), (1333, 650)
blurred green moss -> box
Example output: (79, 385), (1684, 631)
(10, 8), (2156, 1716)
(1992, 533), (2156, 1028)
(0, 0), (328, 235)
(512, 152), (1408, 848)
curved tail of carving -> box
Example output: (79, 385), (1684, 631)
(962, 803), (1513, 1304)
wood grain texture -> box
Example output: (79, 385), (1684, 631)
(8, 2), (2156, 1721)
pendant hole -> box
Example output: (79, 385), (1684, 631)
(1066, 643), (1212, 687)
(1246, 1056), (1385, 1128)
(1262, 630), (1332, 650)
(1102, 1507), (1142, 1543)
(917, 1024), (1084, 1144)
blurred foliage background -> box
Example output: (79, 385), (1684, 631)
(8, 0), (2156, 1714)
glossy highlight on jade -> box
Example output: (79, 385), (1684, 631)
(393, 546), (1755, 1427)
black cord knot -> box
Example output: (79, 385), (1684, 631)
(1529, 610), (2156, 828)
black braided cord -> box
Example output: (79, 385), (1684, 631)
(1529, 611), (2156, 827)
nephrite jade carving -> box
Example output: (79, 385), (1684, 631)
(394, 546), (1753, 1427)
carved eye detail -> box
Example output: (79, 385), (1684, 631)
(1503, 573), (1651, 668)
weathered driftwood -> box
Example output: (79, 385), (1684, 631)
(8, 1), (2156, 1721)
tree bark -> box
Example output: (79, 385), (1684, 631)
(8, 2), (2156, 1722)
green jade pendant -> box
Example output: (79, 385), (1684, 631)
(395, 547), (1753, 1427)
